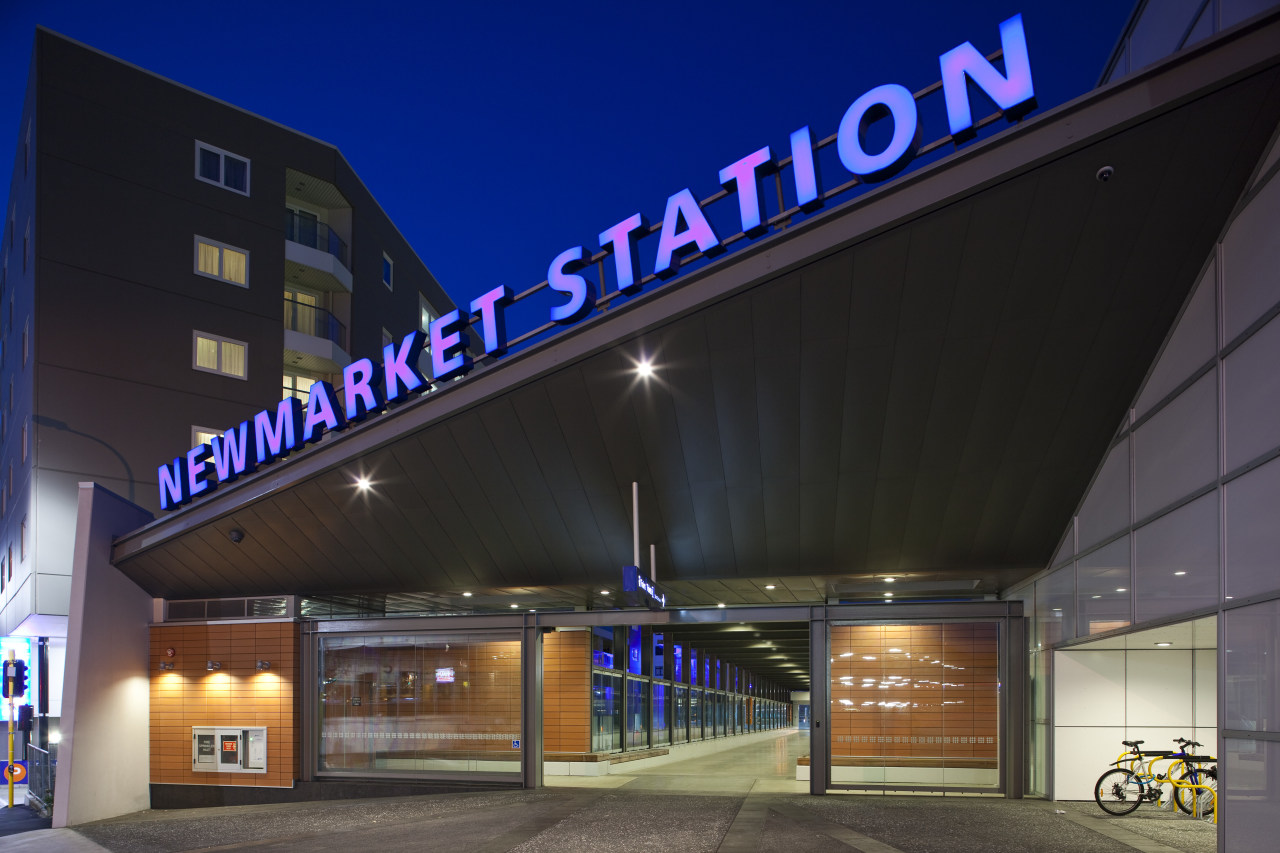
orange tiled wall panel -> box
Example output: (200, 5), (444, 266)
(829, 623), (998, 760)
(542, 629), (590, 753)
(151, 622), (299, 787)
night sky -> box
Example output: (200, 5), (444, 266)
(1, 1), (1133, 337)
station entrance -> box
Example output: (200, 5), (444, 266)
(302, 600), (1023, 796)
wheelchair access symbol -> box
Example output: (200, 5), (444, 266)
(512, 739), (520, 749)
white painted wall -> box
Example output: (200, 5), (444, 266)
(1053, 647), (1215, 800)
(52, 483), (154, 828)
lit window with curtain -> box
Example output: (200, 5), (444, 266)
(195, 236), (248, 287)
(193, 331), (248, 379)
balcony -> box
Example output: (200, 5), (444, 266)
(284, 209), (353, 293)
(284, 297), (350, 373)
(285, 210), (348, 268)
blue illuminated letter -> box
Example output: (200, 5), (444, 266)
(836, 83), (920, 182)
(653, 188), (722, 279)
(940, 13), (1035, 139)
(598, 213), (649, 294)
(470, 285), (513, 357)
(790, 126), (823, 211)
(343, 358), (385, 422)
(548, 246), (597, 324)
(209, 421), (256, 483)
(383, 331), (427, 403)
(186, 444), (214, 499)
(431, 309), (473, 382)
(302, 380), (347, 444)
(254, 397), (303, 464)
(718, 146), (774, 237)
(158, 457), (189, 510)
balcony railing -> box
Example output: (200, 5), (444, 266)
(284, 297), (347, 350)
(285, 209), (348, 268)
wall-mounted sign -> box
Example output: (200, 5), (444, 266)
(435, 667), (455, 684)
(623, 565), (667, 610)
(158, 15), (1034, 512)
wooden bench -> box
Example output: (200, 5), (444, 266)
(545, 749), (671, 765)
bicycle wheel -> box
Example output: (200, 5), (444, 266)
(1174, 766), (1217, 817)
(1095, 769), (1144, 815)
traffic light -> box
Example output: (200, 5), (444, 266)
(16, 704), (33, 732)
(2, 659), (27, 698)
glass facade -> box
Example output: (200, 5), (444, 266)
(592, 671), (622, 752)
(317, 632), (521, 777)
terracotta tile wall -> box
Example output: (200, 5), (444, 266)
(542, 629), (589, 753)
(150, 622), (298, 787)
(829, 623), (998, 760)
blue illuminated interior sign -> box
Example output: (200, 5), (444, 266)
(158, 15), (1034, 512)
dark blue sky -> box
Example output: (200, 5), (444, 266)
(1, 1), (1132, 330)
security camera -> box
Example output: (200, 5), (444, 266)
(229, 529), (245, 544)
(1096, 166), (1115, 183)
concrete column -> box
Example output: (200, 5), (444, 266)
(53, 483), (153, 827)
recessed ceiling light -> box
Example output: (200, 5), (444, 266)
(884, 577), (896, 583)
(1116, 588), (1127, 592)
(884, 592), (893, 597)
(1155, 642), (1172, 647)
(355, 476), (371, 491)
(765, 584), (776, 590)
(1092, 595), (1101, 599)
(1174, 571), (1187, 576)
(600, 590), (610, 596)
(717, 603), (726, 608)
(636, 359), (654, 378)
(462, 592), (473, 597)
(509, 604), (519, 609)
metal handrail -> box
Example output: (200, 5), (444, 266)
(26, 743), (55, 812)
(284, 297), (348, 350)
(285, 209), (349, 268)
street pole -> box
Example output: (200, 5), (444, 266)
(5, 648), (13, 808)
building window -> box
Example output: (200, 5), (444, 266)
(193, 331), (247, 379)
(419, 294), (437, 334)
(194, 236), (249, 287)
(22, 318), (28, 365)
(20, 515), (26, 561)
(195, 140), (250, 195)
(20, 418), (27, 463)
(382, 254), (393, 291)
(192, 426), (222, 447)
(283, 372), (317, 403)
(23, 220), (29, 273)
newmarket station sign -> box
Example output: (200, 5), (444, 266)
(158, 14), (1036, 511)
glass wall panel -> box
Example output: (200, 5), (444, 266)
(652, 634), (665, 679)
(592, 671), (622, 753)
(1223, 737), (1280, 852)
(1136, 267), (1216, 418)
(674, 686), (688, 743)
(1035, 567), (1075, 648)
(318, 632), (521, 777)
(1225, 313), (1280, 472)
(1225, 598), (1280, 733)
(1225, 456), (1280, 600)
(626, 676), (649, 749)
(829, 623), (1000, 788)
(1221, 101), (1280, 343)
(652, 682), (669, 746)
(1134, 369), (1217, 520)
(627, 625), (643, 675)
(689, 688), (703, 740)
(1077, 537), (1131, 636)
(1135, 493), (1218, 623)
(1077, 442), (1130, 551)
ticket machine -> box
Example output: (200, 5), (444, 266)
(192, 727), (267, 774)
